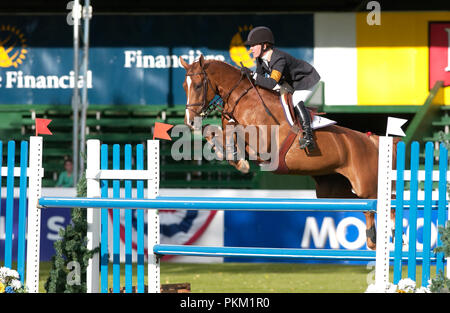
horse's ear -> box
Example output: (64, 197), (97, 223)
(179, 56), (189, 70)
(198, 54), (205, 67)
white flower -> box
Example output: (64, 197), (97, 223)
(10, 279), (22, 290)
(415, 286), (431, 293)
(6, 268), (19, 279)
(0, 267), (8, 279)
(397, 278), (416, 292)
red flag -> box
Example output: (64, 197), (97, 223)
(35, 118), (53, 136)
(153, 122), (174, 140)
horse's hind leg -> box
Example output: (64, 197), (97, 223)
(313, 174), (377, 250)
(313, 174), (358, 199)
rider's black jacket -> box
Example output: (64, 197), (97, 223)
(254, 48), (320, 91)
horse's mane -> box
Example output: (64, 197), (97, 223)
(205, 59), (241, 74)
(205, 59), (280, 99)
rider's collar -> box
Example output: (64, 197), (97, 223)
(261, 49), (273, 63)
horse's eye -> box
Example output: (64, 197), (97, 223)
(194, 84), (202, 90)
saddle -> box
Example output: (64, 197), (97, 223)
(280, 92), (319, 132)
(275, 93), (318, 174)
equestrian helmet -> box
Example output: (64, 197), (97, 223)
(244, 26), (275, 46)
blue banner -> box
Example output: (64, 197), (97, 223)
(0, 198), (71, 262)
(0, 14), (314, 105)
(224, 210), (440, 264)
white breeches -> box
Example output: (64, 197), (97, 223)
(292, 85), (315, 105)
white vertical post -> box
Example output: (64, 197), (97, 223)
(72, 0), (81, 185)
(86, 139), (101, 293)
(375, 136), (393, 291)
(26, 136), (43, 293)
(147, 140), (160, 293)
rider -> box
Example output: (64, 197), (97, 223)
(242, 26), (321, 150)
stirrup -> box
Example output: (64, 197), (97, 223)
(298, 133), (316, 150)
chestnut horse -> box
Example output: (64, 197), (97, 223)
(180, 55), (396, 250)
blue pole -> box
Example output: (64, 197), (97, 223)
(124, 145), (132, 293)
(393, 141), (405, 284)
(136, 144), (145, 293)
(100, 144), (109, 293)
(112, 145), (120, 293)
(421, 142), (434, 287)
(39, 197), (378, 211)
(154, 244), (378, 261)
(17, 141), (28, 283)
(407, 141), (419, 282)
(436, 143), (448, 275)
(4, 141), (15, 269)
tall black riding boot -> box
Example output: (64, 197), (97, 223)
(294, 101), (316, 150)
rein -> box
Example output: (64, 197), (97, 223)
(240, 71), (280, 125)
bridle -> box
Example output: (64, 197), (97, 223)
(185, 63), (280, 125)
(185, 68), (222, 118)
(185, 64), (250, 120)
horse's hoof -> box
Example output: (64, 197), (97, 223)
(236, 160), (250, 174)
(367, 239), (376, 250)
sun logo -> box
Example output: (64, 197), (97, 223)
(229, 25), (255, 68)
(0, 25), (27, 68)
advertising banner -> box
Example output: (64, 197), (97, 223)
(0, 14), (314, 105)
(224, 210), (440, 264)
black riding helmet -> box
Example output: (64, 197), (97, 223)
(244, 26), (275, 46)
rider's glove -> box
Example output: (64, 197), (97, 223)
(240, 66), (253, 77)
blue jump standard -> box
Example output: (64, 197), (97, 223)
(38, 196), (440, 211)
(39, 196), (377, 211)
(153, 245), (436, 261)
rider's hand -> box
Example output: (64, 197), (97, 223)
(240, 66), (253, 77)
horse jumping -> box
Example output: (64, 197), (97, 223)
(180, 55), (397, 250)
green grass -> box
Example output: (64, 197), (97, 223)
(160, 262), (371, 293)
(35, 261), (438, 293)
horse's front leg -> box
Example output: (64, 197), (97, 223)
(202, 124), (250, 174)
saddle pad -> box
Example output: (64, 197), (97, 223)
(311, 115), (337, 130)
(280, 93), (295, 126)
(280, 93), (337, 129)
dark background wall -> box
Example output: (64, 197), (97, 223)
(1, 0), (448, 13)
